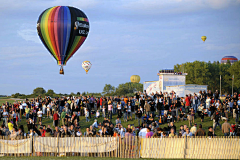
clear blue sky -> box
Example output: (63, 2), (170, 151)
(0, 0), (240, 95)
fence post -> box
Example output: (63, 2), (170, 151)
(183, 136), (187, 159)
(57, 135), (59, 157)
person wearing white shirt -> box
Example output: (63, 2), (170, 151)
(206, 96), (211, 109)
(92, 119), (98, 129)
(47, 104), (51, 118)
(22, 101), (27, 108)
(96, 110), (100, 118)
(190, 123), (197, 135)
(117, 102), (122, 117)
(42, 103), (46, 115)
(37, 108), (43, 123)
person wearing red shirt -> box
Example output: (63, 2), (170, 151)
(100, 97), (103, 111)
(39, 127), (46, 137)
(230, 124), (236, 136)
(53, 111), (59, 127)
(185, 95), (190, 113)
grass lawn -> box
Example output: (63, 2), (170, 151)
(0, 98), (23, 105)
(15, 110), (236, 136)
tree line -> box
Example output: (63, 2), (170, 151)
(11, 82), (143, 99)
(174, 60), (240, 94)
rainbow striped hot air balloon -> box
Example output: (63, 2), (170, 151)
(37, 6), (89, 74)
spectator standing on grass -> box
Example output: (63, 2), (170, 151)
(222, 119), (233, 137)
(127, 102), (132, 121)
(208, 126), (216, 137)
(195, 124), (206, 136)
(8, 120), (13, 134)
(145, 101), (151, 116)
(25, 106), (30, 120)
(185, 95), (190, 113)
(190, 123), (197, 135)
(213, 110), (221, 131)
(37, 108), (43, 123)
(2, 109), (8, 127)
(85, 109), (90, 122)
(53, 111), (59, 126)
(108, 101), (113, 119)
(136, 108), (143, 126)
(61, 109), (66, 125)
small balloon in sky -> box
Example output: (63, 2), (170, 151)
(201, 36), (207, 42)
(82, 61), (92, 74)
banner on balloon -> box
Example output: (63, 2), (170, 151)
(0, 138), (32, 153)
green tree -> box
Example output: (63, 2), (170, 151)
(102, 84), (116, 95)
(46, 89), (55, 97)
(174, 60), (239, 94)
(33, 87), (46, 96)
(229, 61), (240, 93)
(115, 82), (143, 96)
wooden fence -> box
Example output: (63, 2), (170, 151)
(0, 136), (239, 159)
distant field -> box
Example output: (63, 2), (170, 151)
(0, 99), (23, 105)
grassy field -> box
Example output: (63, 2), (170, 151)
(0, 99), (20, 105)
(14, 109), (236, 136)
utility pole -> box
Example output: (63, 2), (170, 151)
(232, 75), (234, 96)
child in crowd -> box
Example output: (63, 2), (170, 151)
(96, 110), (100, 118)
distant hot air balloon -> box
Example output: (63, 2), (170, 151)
(201, 36), (207, 42)
(37, 6), (90, 74)
(82, 61), (92, 74)
(130, 75), (141, 83)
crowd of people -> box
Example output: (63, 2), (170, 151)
(0, 89), (240, 140)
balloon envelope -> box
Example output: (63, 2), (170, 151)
(82, 61), (92, 74)
(37, 6), (89, 66)
(130, 75), (140, 83)
(201, 36), (207, 42)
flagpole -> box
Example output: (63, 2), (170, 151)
(232, 75), (234, 96)
(220, 75), (221, 96)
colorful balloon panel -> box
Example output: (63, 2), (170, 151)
(37, 6), (89, 66)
